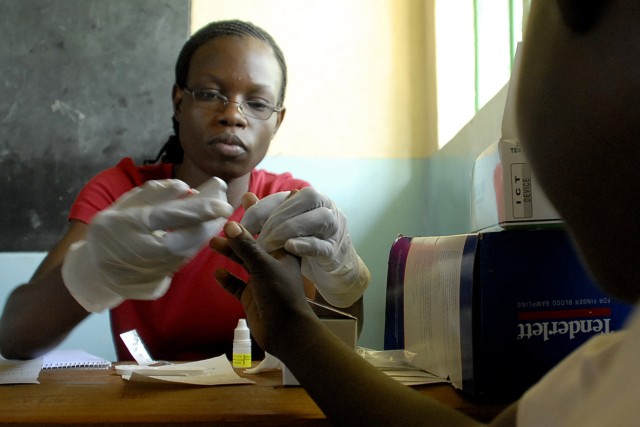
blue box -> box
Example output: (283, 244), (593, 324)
(384, 229), (632, 402)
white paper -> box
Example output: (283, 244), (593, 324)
(43, 349), (111, 369)
(403, 236), (467, 387)
(244, 351), (282, 374)
(118, 355), (254, 386)
(115, 364), (207, 376)
(120, 329), (156, 366)
(358, 347), (447, 387)
(381, 371), (445, 386)
(0, 358), (42, 384)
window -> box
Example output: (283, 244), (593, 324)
(435, 0), (530, 148)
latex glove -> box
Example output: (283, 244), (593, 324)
(241, 187), (370, 307)
(62, 178), (233, 313)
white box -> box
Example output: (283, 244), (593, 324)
(470, 139), (562, 231)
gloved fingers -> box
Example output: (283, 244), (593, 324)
(240, 191), (291, 234)
(162, 217), (227, 257)
(93, 243), (184, 277)
(193, 177), (227, 200)
(145, 198), (233, 231)
(105, 275), (173, 300)
(283, 236), (334, 258)
(300, 252), (367, 308)
(257, 207), (338, 253)
(112, 179), (192, 210)
(61, 240), (126, 312)
(87, 220), (189, 284)
(260, 187), (333, 226)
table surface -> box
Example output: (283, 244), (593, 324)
(0, 364), (507, 426)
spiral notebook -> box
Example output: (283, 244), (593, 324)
(42, 349), (111, 370)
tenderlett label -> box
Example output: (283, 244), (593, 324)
(516, 318), (610, 341)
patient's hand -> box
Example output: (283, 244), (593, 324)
(212, 221), (313, 355)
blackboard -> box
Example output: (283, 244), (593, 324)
(0, 0), (189, 251)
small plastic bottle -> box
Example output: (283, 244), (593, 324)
(232, 319), (252, 368)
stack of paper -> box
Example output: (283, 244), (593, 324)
(358, 347), (447, 386)
(115, 355), (254, 386)
(0, 358), (42, 384)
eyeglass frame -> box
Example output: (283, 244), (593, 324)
(181, 87), (283, 120)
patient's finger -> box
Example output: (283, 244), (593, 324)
(241, 192), (260, 211)
(210, 235), (243, 265)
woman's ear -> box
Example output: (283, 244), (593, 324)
(171, 84), (183, 119)
(273, 107), (286, 136)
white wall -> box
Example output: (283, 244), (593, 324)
(191, 0), (438, 159)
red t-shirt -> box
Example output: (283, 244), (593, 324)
(69, 158), (310, 361)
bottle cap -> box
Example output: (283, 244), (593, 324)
(234, 318), (251, 342)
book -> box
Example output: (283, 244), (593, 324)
(42, 349), (111, 370)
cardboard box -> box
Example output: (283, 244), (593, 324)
(282, 301), (358, 386)
(384, 229), (632, 402)
(470, 43), (562, 232)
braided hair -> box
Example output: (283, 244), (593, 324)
(145, 20), (288, 165)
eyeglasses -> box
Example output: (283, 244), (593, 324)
(182, 87), (282, 120)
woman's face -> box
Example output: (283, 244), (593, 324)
(172, 35), (285, 183)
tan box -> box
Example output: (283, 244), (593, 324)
(282, 301), (357, 386)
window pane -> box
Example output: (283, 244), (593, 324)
(475, 0), (511, 109)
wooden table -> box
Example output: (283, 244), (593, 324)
(0, 365), (507, 425)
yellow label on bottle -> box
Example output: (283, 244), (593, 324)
(233, 353), (252, 368)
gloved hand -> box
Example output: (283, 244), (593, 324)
(62, 178), (233, 313)
(240, 187), (370, 307)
